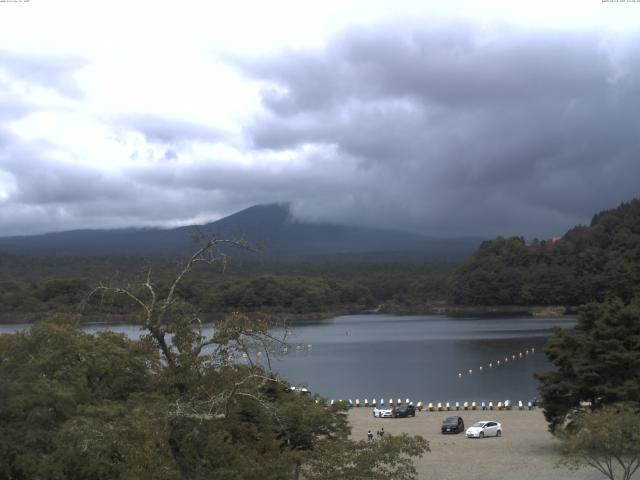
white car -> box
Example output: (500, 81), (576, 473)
(466, 420), (502, 438)
(373, 406), (395, 418)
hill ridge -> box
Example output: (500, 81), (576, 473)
(0, 203), (482, 262)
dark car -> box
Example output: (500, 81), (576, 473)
(441, 416), (465, 434)
(395, 404), (416, 418)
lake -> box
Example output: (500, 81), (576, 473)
(0, 314), (574, 404)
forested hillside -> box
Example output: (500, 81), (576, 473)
(0, 258), (453, 322)
(451, 199), (640, 306)
(0, 203), (481, 262)
(3, 199), (639, 319)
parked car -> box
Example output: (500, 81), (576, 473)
(466, 420), (502, 438)
(288, 386), (311, 395)
(373, 406), (395, 418)
(441, 416), (465, 434)
(395, 404), (416, 418)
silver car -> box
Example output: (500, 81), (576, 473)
(466, 420), (502, 438)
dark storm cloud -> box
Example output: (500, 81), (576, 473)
(0, 139), (223, 235)
(235, 24), (640, 237)
(0, 50), (86, 98)
(119, 114), (222, 144)
(0, 131), (134, 210)
(2, 24), (640, 239)
(0, 127), (294, 235)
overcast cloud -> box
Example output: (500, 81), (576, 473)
(0, 2), (639, 238)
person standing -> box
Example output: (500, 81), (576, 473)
(367, 430), (373, 441)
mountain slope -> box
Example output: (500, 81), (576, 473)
(0, 203), (482, 261)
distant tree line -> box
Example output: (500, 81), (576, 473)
(2, 198), (640, 321)
(0, 260), (453, 321)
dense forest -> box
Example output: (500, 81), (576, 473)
(451, 199), (640, 306)
(0, 256), (453, 322)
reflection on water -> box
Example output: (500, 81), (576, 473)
(0, 314), (575, 402)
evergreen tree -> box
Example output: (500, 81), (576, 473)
(537, 297), (640, 432)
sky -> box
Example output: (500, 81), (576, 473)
(1, 0), (639, 239)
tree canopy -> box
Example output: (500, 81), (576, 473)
(537, 297), (640, 432)
(451, 199), (640, 306)
(0, 240), (428, 479)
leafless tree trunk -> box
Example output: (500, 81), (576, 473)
(87, 237), (292, 479)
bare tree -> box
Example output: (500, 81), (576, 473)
(88, 237), (289, 416)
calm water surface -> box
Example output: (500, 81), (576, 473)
(0, 314), (575, 403)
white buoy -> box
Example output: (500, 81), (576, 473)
(307, 344), (312, 349)
(256, 351), (262, 356)
(512, 355), (516, 360)
(458, 372), (463, 378)
(468, 369), (473, 375)
(489, 363), (493, 368)
(497, 360), (501, 366)
(519, 352), (523, 358)
(479, 366), (483, 372)
(532, 347), (535, 353)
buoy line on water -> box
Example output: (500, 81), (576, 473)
(456, 347), (536, 379)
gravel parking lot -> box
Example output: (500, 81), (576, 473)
(348, 408), (604, 480)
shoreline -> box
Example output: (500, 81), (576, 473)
(0, 304), (577, 325)
(380, 303), (577, 317)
